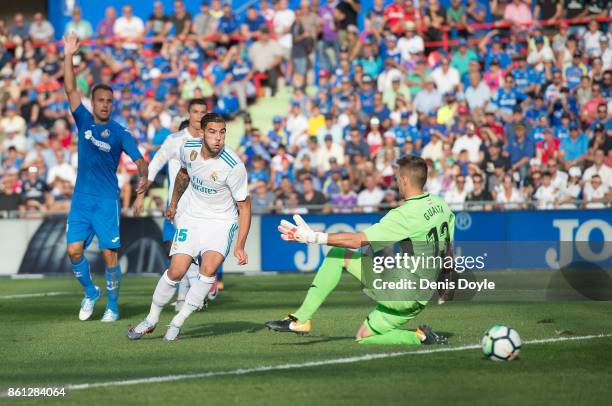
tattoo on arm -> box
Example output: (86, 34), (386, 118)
(170, 168), (190, 208)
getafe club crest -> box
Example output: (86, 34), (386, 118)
(101, 129), (110, 138)
(190, 150), (198, 161)
(210, 171), (219, 182)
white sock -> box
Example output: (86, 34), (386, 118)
(170, 273), (215, 328)
(146, 270), (178, 325)
(177, 263), (198, 301)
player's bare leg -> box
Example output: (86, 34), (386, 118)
(164, 251), (224, 341)
(68, 241), (101, 321)
(127, 254), (193, 340)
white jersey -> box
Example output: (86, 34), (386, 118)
(148, 128), (199, 204)
(179, 140), (248, 221)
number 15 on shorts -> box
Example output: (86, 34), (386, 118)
(174, 228), (188, 242)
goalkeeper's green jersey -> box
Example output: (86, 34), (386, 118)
(363, 192), (455, 248)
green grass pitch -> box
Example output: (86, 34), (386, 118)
(1, 273), (612, 405)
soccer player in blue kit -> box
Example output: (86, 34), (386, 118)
(63, 33), (148, 322)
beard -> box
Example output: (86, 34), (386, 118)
(203, 138), (222, 157)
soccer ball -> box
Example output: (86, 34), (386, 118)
(481, 325), (522, 361)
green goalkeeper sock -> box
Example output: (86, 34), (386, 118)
(357, 330), (422, 345)
(293, 247), (347, 322)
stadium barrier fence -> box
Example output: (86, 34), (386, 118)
(0, 208), (609, 276)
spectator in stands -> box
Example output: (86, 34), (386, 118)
(241, 6), (266, 40)
(506, 123), (534, 180)
(29, 13), (54, 43)
(357, 174), (384, 213)
(560, 122), (589, 169)
(556, 166), (582, 208)
(317, 0), (340, 71)
(583, 174), (609, 208)
(298, 176), (326, 213)
(466, 173), (493, 210)
(495, 174), (524, 209)
(534, 171), (558, 209)
(504, 0), (533, 35)
(64, 8), (93, 40)
(397, 21), (424, 62)
(114, 5), (145, 51)
(336, 0), (361, 48)
(413, 78), (442, 115)
(170, 0), (193, 38)
(147, 2), (170, 51)
(193, 1), (217, 44)
(249, 26), (283, 97)
(97, 6), (117, 39)
(10, 13), (30, 42)
(583, 149), (612, 188)
(19, 165), (49, 216)
(252, 180), (276, 214)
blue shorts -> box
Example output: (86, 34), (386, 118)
(67, 193), (121, 250)
(162, 218), (176, 243)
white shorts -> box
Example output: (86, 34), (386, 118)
(169, 215), (238, 260)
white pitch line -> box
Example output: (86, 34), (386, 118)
(58, 333), (612, 391)
(0, 291), (71, 300)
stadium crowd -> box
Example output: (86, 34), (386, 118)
(0, 0), (610, 217)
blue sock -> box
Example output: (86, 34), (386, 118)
(72, 257), (98, 298)
(105, 266), (122, 313)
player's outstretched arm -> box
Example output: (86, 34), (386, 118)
(279, 215), (367, 249)
(132, 158), (149, 216)
(234, 197), (252, 266)
(63, 32), (82, 112)
(166, 168), (189, 221)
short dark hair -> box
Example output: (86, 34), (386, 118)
(396, 155), (428, 189)
(178, 119), (189, 131)
(188, 98), (207, 112)
(200, 112), (225, 130)
(91, 83), (113, 99)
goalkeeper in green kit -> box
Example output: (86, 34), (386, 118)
(266, 156), (454, 345)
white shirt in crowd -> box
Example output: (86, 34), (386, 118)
(445, 187), (468, 211)
(431, 66), (460, 95)
(583, 164), (612, 188)
(583, 182), (609, 209)
(550, 171), (568, 190)
(534, 184), (558, 209)
(357, 188), (385, 213)
(273, 8), (295, 50)
(113, 16), (145, 50)
(452, 134), (482, 163)
(397, 35), (424, 62)
(47, 162), (77, 186)
(496, 187), (524, 209)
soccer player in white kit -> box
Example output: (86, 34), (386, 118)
(128, 113), (251, 341)
(145, 99), (210, 311)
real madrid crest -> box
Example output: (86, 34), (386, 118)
(101, 129), (110, 138)
(210, 171), (219, 182)
(190, 150), (198, 161)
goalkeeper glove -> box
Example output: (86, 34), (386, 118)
(278, 215), (328, 245)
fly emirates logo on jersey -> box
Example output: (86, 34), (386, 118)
(84, 130), (111, 153)
(190, 175), (219, 195)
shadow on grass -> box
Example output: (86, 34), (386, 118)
(180, 321), (266, 339)
(273, 335), (354, 345)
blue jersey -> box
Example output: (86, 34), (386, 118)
(495, 87), (524, 112)
(565, 65), (583, 90)
(392, 125), (417, 148)
(72, 104), (142, 199)
(514, 66), (536, 92)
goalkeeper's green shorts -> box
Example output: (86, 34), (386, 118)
(365, 301), (426, 335)
(342, 250), (427, 335)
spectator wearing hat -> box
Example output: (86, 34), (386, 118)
(392, 112), (418, 149)
(267, 116), (288, 155)
(413, 77), (442, 115)
(397, 21), (424, 62)
(479, 31), (512, 71)
(295, 136), (322, 171)
(64, 8), (93, 40)
(556, 166), (582, 208)
(366, 117), (384, 156)
(437, 91), (459, 127)
(421, 130), (445, 163)
(451, 39), (479, 78)
(317, 114), (342, 145)
(560, 122), (589, 169)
